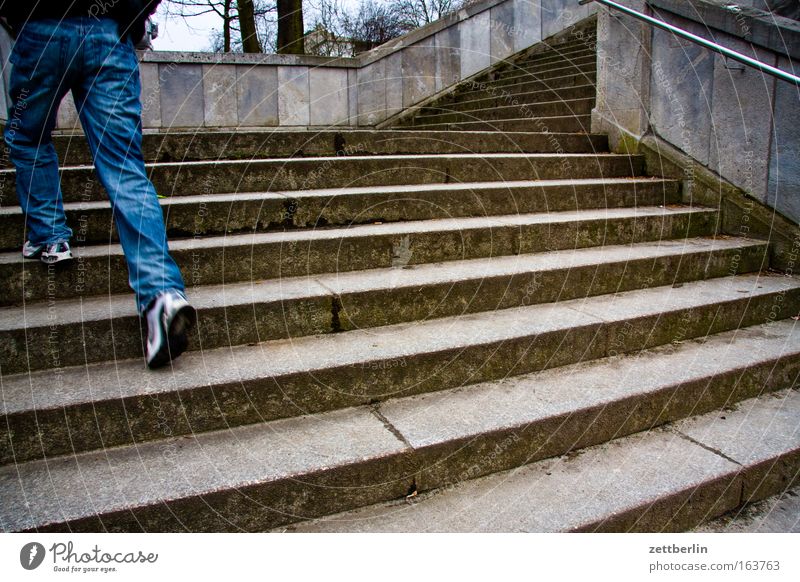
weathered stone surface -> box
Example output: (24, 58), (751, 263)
(767, 57), (800, 223)
(435, 26), (461, 92)
(402, 41), (437, 108)
(139, 62), (162, 128)
(695, 485), (800, 532)
(649, 26), (715, 165)
(709, 41), (776, 203)
(1, 152), (644, 204)
(384, 52), (404, 118)
(46, 129), (608, 167)
(512, 0), (542, 52)
(460, 9), (491, 77)
(278, 66), (310, 126)
(309, 67), (350, 126)
(594, 0), (650, 139)
(0, 27), (11, 124)
(0, 201), (701, 306)
(56, 92), (81, 132)
(347, 68), (358, 124)
(159, 63), (204, 128)
(677, 388), (800, 503)
(0, 406), (413, 532)
(1, 266), (790, 466)
(0, 175), (666, 249)
(357, 60), (385, 125)
(202, 64), (238, 127)
(290, 385), (800, 533)
(236, 65), (279, 126)
(288, 428), (741, 532)
(490, 2), (515, 64)
(650, 0), (800, 60)
(541, 0), (596, 40)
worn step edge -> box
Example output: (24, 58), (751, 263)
(420, 85), (596, 113)
(449, 71), (599, 100)
(413, 98), (595, 122)
(481, 60), (597, 84)
(412, 97), (595, 123)
(507, 44), (597, 68)
(409, 115), (592, 132)
(0, 235), (767, 378)
(2, 323), (797, 532)
(283, 385), (800, 533)
(0, 204), (706, 306)
(2, 270), (795, 465)
(0, 177), (679, 248)
(45, 129), (609, 166)
(0, 152), (642, 203)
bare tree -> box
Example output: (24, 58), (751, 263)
(342, 0), (410, 53)
(392, 0), (462, 28)
(164, 0), (276, 52)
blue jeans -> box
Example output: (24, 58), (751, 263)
(4, 17), (184, 313)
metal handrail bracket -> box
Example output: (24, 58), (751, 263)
(579, 0), (800, 85)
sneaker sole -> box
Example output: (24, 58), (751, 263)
(147, 305), (197, 369)
(40, 253), (73, 265)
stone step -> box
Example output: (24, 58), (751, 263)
(442, 72), (597, 105)
(484, 64), (596, 90)
(284, 385), (800, 533)
(1, 269), (791, 465)
(411, 97), (595, 125)
(507, 44), (597, 69)
(482, 54), (597, 83)
(44, 129), (609, 167)
(693, 485), (800, 532)
(408, 115), (592, 133)
(0, 235), (765, 377)
(0, 177), (679, 249)
(0, 152), (642, 204)
(477, 51), (597, 82)
(2, 321), (797, 532)
(0, 205), (715, 306)
(416, 84), (596, 117)
(490, 51), (595, 79)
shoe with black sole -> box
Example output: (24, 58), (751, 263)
(40, 241), (73, 265)
(144, 290), (197, 369)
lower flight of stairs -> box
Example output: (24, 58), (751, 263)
(1, 18), (798, 533)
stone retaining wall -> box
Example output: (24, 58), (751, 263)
(592, 0), (800, 223)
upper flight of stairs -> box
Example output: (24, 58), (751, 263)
(393, 24), (597, 133)
(1, 18), (798, 532)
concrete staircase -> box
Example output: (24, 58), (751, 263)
(1, 22), (799, 532)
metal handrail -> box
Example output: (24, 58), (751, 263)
(579, 0), (800, 85)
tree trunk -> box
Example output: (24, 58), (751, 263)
(277, 0), (305, 54)
(223, 0), (232, 52)
(237, 0), (261, 53)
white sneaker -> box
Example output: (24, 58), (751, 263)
(144, 290), (196, 369)
(40, 241), (73, 265)
(22, 240), (44, 259)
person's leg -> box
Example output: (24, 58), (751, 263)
(71, 17), (185, 314)
(3, 21), (73, 250)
